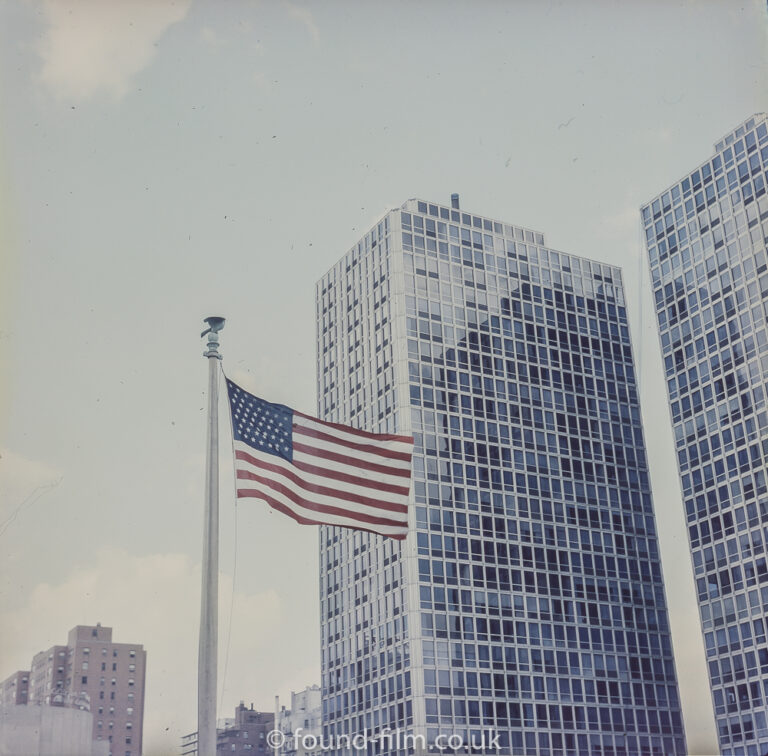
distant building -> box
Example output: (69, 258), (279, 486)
(277, 685), (322, 756)
(2, 623), (146, 756)
(218, 704), (273, 755)
(180, 730), (198, 756)
(0, 703), (109, 756)
(30, 645), (68, 705)
(0, 670), (29, 707)
(182, 703), (274, 756)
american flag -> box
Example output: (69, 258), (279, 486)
(225, 378), (413, 539)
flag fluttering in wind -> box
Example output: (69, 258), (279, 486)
(225, 378), (413, 539)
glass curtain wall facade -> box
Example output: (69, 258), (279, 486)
(317, 198), (686, 756)
(642, 114), (768, 756)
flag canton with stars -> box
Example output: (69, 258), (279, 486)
(226, 379), (293, 462)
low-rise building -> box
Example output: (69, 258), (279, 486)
(0, 671), (29, 708)
(218, 704), (273, 755)
(276, 686), (321, 756)
(181, 704), (274, 756)
(1, 623), (146, 756)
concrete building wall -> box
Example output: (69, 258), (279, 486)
(0, 703), (105, 756)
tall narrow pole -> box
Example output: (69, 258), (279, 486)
(199, 316), (225, 755)
(274, 695), (280, 756)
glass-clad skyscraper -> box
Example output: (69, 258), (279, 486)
(317, 197), (686, 756)
(642, 114), (768, 756)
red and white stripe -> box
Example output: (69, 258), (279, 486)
(233, 412), (413, 539)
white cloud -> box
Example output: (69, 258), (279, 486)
(284, 2), (320, 44)
(0, 448), (60, 494)
(0, 548), (282, 756)
(36, 0), (192, 101)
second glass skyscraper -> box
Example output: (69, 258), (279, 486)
(317, 197), (686, 755)
(643, 114), (768, 756)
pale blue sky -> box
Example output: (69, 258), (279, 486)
(1, 1), (766, 754)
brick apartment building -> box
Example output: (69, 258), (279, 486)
(1, 623), (146, 756)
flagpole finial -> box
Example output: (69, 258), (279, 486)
(202, 316), (225, 359)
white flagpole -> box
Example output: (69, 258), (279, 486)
(199, 316), (225, 755)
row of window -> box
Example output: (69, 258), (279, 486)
(409, 365), (635, 420)
(648, 122), (766, 217)
(423, 697), (681, 735)
(408, 271), (627, 332)
(650, 198), (757, 274)
(716, 707), (768, 746)
(667, 328), (766, 401)
(668, 345), (763, 412)
(323, 642), (409, 688)
(412, 471), (653, 520)
(414, 496), (655, 539)
(710, 648), (768, 688)
(676, 409), (764, 467)
(416, 553), (660, 592)
(407, 352), (637, 426)
(683, 465), (767, 519)
(96, 719), (133, 729)
(322, 724), (682, 756)
(410, 441), (647, 498)
(677, 420), (762, 475)
(415, 473), (652, 516)
(81, 661), (135, 672)
(418, 586), (666, 633)
(419, 628), (672, 678)
(404, 237), (622, 307)
(648, 172), (767, 268)
(404, 243), (620, 305)
(423, 668), (678, 708)
(405, 304), (633, 368)
(694, 525), (768, 576)
(416, 529), (658, 565)
(698, 555), (768, 600)
(79, 646), (138, 658)
(658, 274), (765, 341)
(323, 687), (411, 724)
(680, 438), (765, 488)
(700, 584), (768, 629)
(403, 205), (545, 249)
